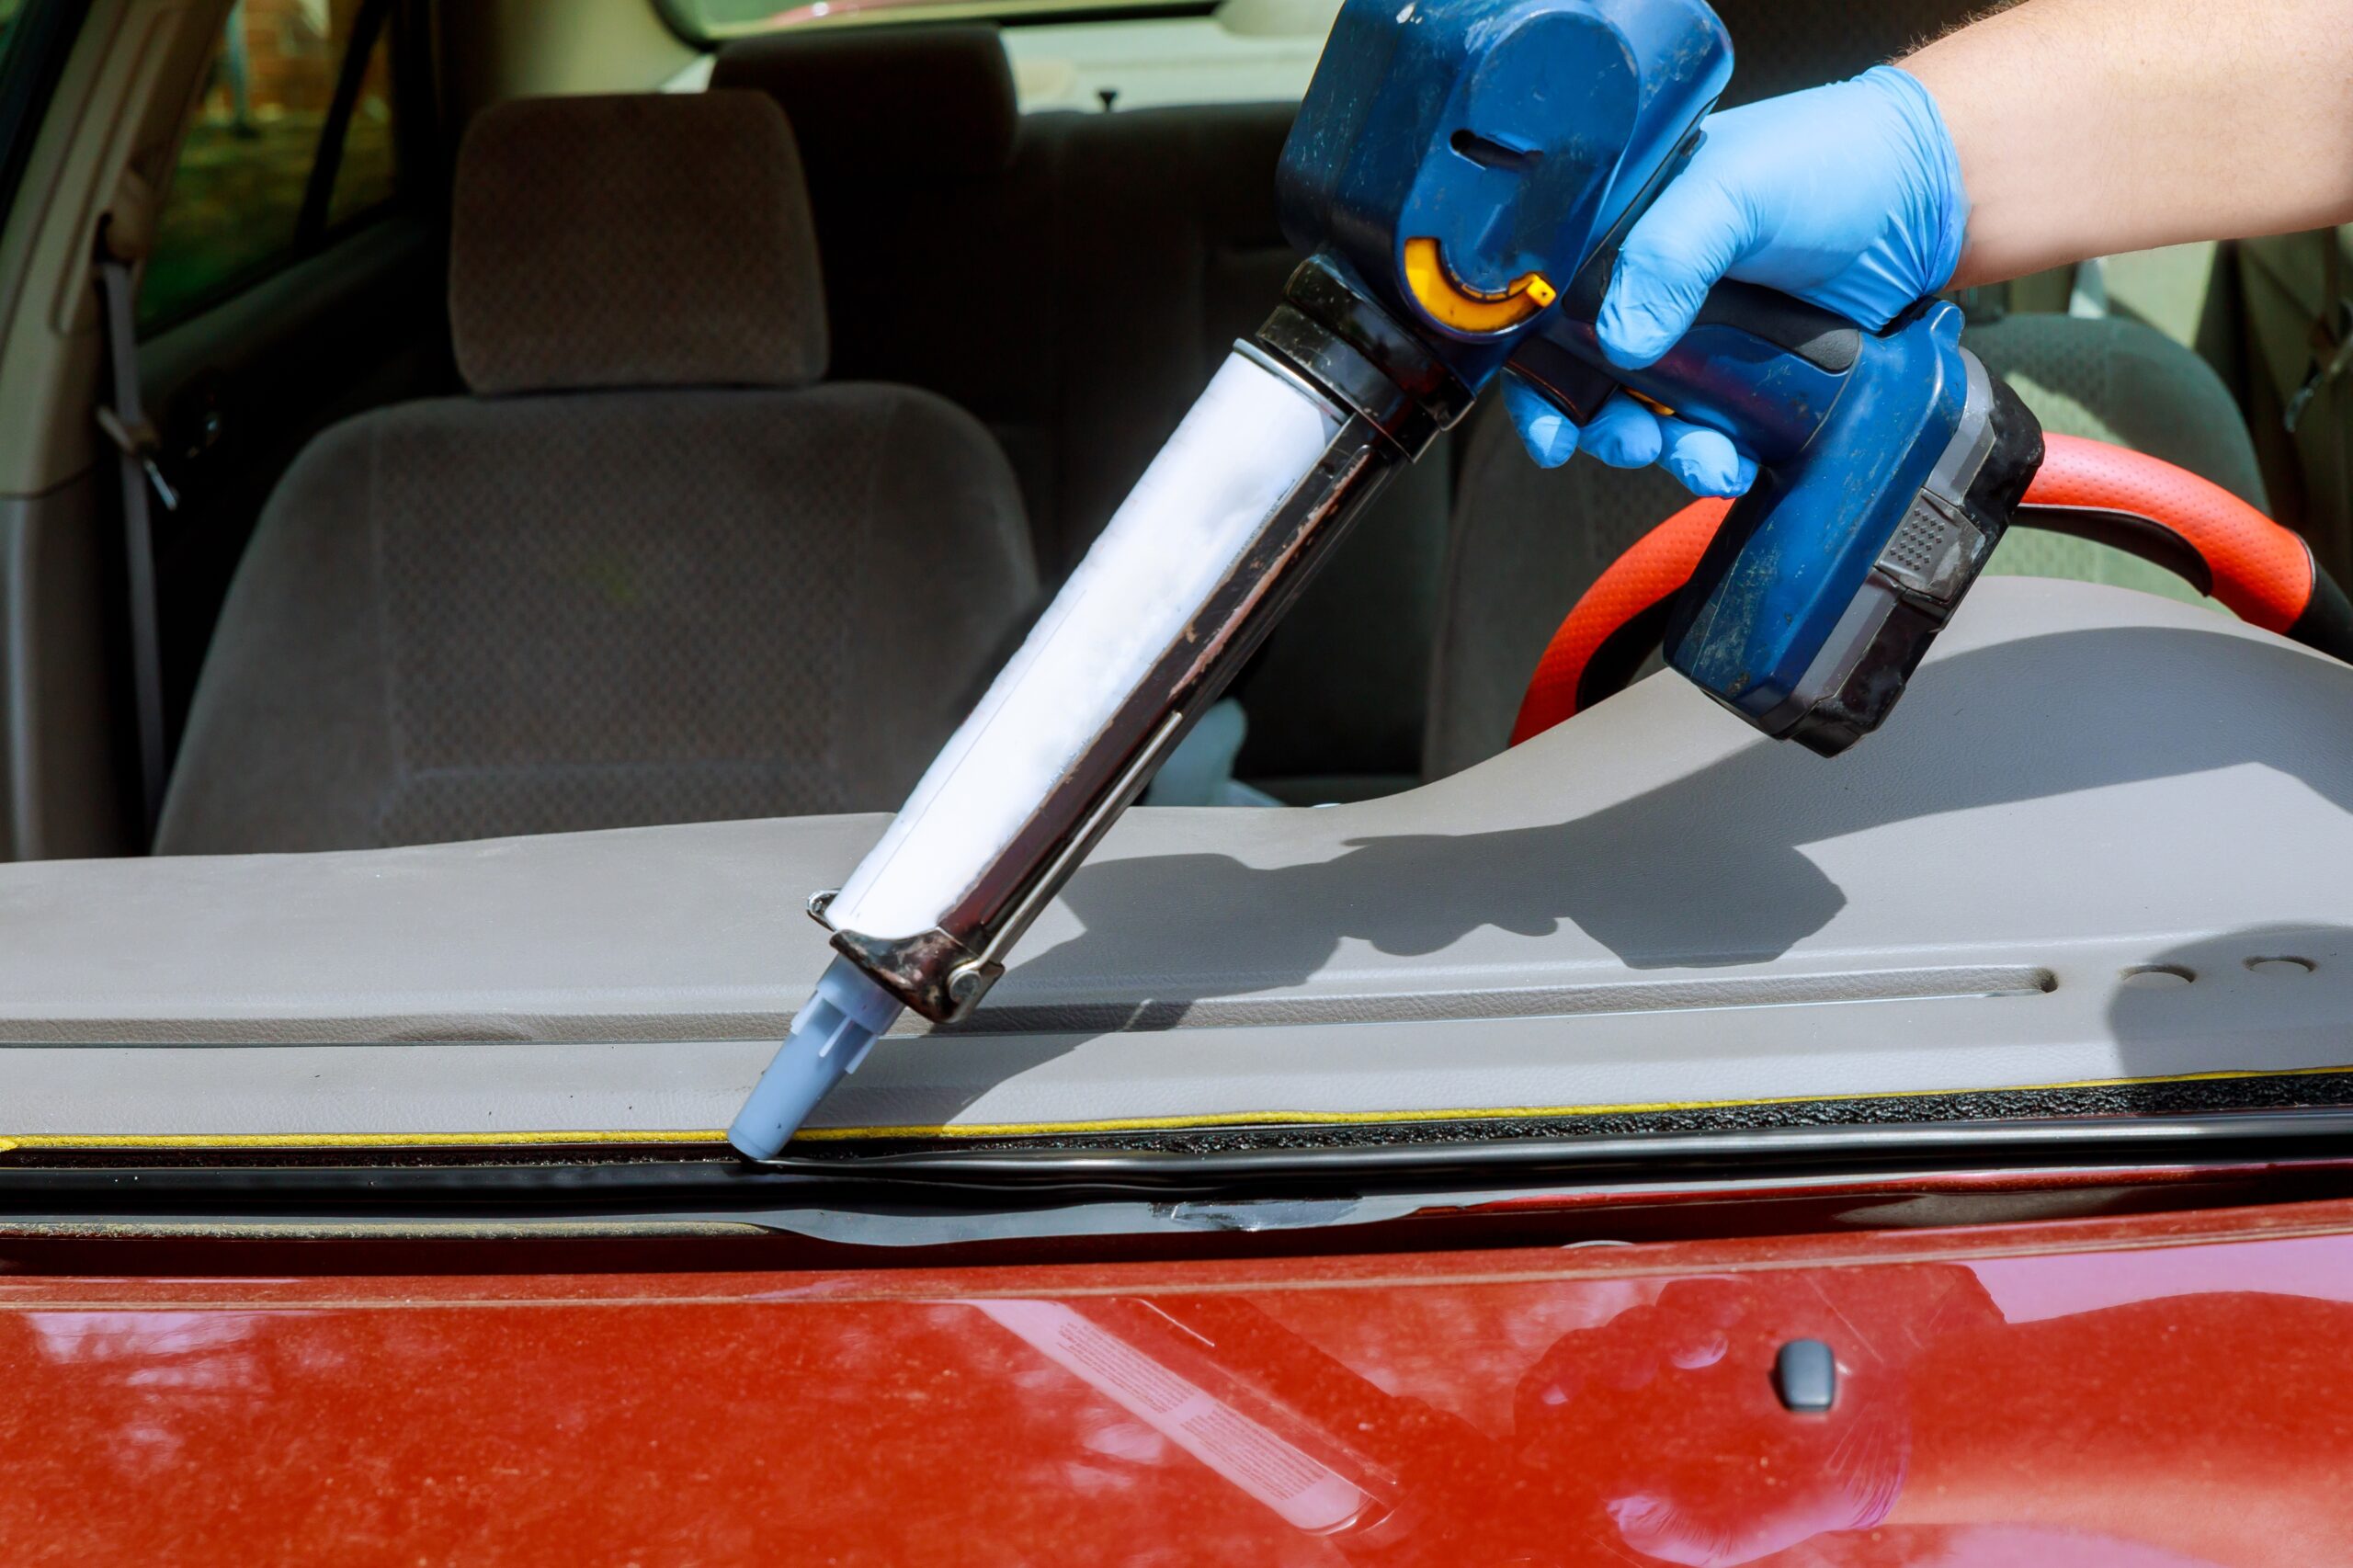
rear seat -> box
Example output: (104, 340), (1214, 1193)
(156, 93), (1036, 853)
(713, 28), (1447, 798)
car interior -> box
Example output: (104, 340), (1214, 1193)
(0, 0), (2349, 1151)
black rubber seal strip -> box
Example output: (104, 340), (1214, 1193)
(852, 1067), (2353, 1157)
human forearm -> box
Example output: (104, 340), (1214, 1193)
(1904, 0), (2353, 288)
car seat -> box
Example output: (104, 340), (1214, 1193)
(156, 92), (1037, 852)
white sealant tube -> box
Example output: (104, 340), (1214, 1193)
(826, 349), (1343, 940)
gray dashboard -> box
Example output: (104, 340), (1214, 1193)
(3, 577), (2350, 1147)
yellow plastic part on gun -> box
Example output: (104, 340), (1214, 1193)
(1402, 236), (1556, 333)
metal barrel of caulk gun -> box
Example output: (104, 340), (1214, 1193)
(728, 265), (1472, 1159)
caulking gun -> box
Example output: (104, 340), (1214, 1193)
(728, 0), (2045, 1157)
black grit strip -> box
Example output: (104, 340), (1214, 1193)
(830, 1067), (2353, 1157)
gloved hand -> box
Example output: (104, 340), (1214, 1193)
(1509, 64), (1970, 497)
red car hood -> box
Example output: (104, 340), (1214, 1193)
(5, 1196), (2350, 1565)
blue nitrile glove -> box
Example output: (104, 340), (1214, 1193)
(1509, 65), (1970, 497)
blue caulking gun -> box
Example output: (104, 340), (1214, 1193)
(728, 0), (2045, 1157)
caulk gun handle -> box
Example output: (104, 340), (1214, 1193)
(1506, 277), (1868, 468)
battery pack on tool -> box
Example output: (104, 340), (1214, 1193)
(1657, 305), (2042, 755)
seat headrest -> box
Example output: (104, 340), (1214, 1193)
(449, 92), (828, 396)
(710, 24), (1019, 183)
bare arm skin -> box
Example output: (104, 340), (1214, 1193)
(1904, 0), (2353, 289)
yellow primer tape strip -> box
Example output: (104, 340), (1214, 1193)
(5, 1060), (2351, 1153)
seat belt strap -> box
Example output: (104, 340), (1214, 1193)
(92, 236), (174, 839)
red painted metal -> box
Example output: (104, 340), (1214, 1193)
(4, 1197), (2352, 1562)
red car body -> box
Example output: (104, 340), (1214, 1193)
(7, 1186), (2351, 1564)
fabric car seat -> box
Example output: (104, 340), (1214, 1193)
(155, 92), (1037, 853)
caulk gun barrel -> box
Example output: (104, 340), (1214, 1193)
(814, 334), (1424, 1027)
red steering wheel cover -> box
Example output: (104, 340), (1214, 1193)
(2023, 433), (2313, 631)
(1509, 499), (1728, 746)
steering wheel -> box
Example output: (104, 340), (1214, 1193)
(1511, 433), (2353, 745)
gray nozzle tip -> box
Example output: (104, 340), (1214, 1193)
(726, 957), (904, 1161)
(725, 1036), (852, 1160)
